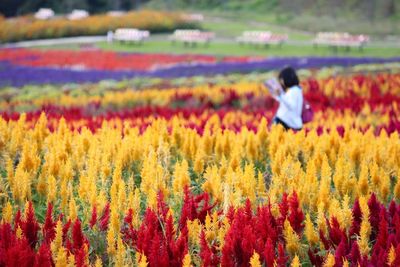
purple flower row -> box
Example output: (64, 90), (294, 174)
(1, 56), (399, 86)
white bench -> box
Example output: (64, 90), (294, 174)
(34, 8), (55, 20)
(170, 30), (215, 46)
(313, 32), (369, 50)
(237, 31), (288, 47)
(112, 28), (150, 44)
(67, 9), (89, 20)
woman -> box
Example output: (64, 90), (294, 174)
(272, 67), (303, 131)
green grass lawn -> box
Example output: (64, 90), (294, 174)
(93, 40), (400, 57)
(200, 16), (310, 40)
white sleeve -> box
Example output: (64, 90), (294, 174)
(277, 91), (297, 111)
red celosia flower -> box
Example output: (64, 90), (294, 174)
(72, 219), (88, 253)
(288, 192), (304, 234)
(278, 193), (289, 227)
(2, 238), (36, 267)
(200, 230), (220, 267)
(308, 248), (324, 266)
(368, 193), (382, 239)
(21, 202), (40, 249)
(34, 243), (53, 267)
(376, 209), (389, 250)
(276, 243), (287, 267)
(156, 191), (169, 221)
(75, 246), (89, 267)
(135, 195), (189, 266)
(328, 217), (346, 247)
(256, 204), (279, 247)
(121, 208), (138, 247)
(349, 198), (362, 238)
(264, 238), (275, 267)
(221, 200), (258, 266)
(388, 200), (397, 221)
(349, 241), (361, 266)
(179, 186), (215, 230)
(99, 203), (110, 231)
(42, 203), (56, 244)
(392, 213), (400, 244)
(334, 237), (348, 267)
(13, 210), (22, 233)
(62, 219), (72, 243)
(89, 205), (97, 229)
(319, 229), (331, 250)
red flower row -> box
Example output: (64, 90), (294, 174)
(2, 189), (400, 266)
(0, 49), (261, 71)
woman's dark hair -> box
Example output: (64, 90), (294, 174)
(278, 66), (299, 89)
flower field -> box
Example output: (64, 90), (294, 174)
(1, 49), (400, 86)
(1, 59), (400, 267)
(0, 10), (196, 43)
(0, 49), (258, 71)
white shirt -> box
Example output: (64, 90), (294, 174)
(275, 86), (303, 129)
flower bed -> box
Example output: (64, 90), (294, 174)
(1, 51), (399, 86)
(0, 10), (197, 42)
(1, 68), (400, 266)
(0, 49), (259, 71)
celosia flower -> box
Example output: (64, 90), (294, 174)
(249, 251), (262, 267)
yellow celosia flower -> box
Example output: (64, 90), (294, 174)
(290, 255), (301, 267)
(358, 213), (371, 256)
(370, 163), (380, 191)
(204, 212), (219, 242)
(202, 165), (222, 202)
(16, 225), (23, 239)
(37, 171), (47, 197)
(94, 257), (103, 267)
(107, 225), (116, 256)
(182, 253), (192, 267)
(240, 163), (257, 203)
(2, 202), (13, 223)
(333, 157), (345, 196)
(67, 254), (75, 267)
(12, 164), (31, 203)
(394, 176), (400, 201)
(357, 163), (369, 196)
(136, 252), (148, 267)
(172, 159), (191, 196)
(249, 251), (262, 267)
(218, 217), (230, 249)
(68, 196), (78, 221)
(379, 168), (390, 203)
(303, 159), (319, 210)
(47, 175), (57, 203)
(323, 253), (335, 267)
(187, 219), (201, 245)
(283, 219), (301, 256)
(115, 236), (126, 267)
(55, 247), (68, 267)
(339, 195), (353, 231)
(316, 203), (327, 235)
(305, 214), (318, 246)
(193, 149), (205, 174)
(256, 171), (267, 200)
(318, 155), (332, 210)
(388, 245), (396, 266)
(51, 221), (63, 259)
(59, 178), (69, 212)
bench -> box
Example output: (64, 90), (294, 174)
(169, 30), (215, 46)
(112, 28), (150, 44)
(236, 31), (288, 47)
(313, 32), (369, 50)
